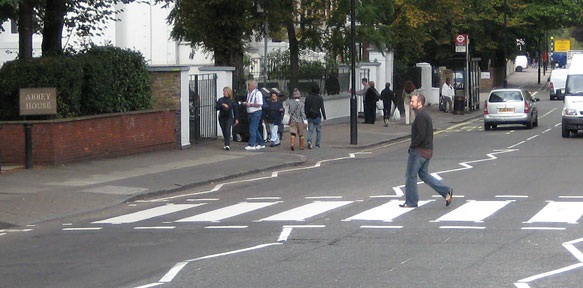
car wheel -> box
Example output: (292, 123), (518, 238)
(515, 66), (523, 72)
(562, 125), (570, 138)
(484, 123), (491, 131)
(526, 120), (533, 129)
(234, 133), (243, 142)
(534, 116), (538, 127)
(492, 124), (497, 129)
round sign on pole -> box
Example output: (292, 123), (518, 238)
(456, 35), (465, 43)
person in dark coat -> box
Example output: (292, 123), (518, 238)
(380, 82), (395, 127)
(216, 87), (239, 150)
(266, 92), (284, 147)
(364, 81), (379, 124)
(304, 82), (327, 149)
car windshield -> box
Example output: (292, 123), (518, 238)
(566, 75), (583, 96)
(489, 91), (523, 102)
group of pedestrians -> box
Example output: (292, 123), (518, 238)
(216, 80), (325, 152)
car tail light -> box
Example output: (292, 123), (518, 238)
(484, 101), (488, 114)
(524, 100), (529, 113)
(549, 82), (554, 89)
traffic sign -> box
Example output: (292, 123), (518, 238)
(455, 34), (468, 53)
(555, 40), (570, 52)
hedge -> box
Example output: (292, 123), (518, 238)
(0, 56), (84, 120)
(0, 46), (152, 121)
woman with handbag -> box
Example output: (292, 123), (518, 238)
(216, 87), (238, 150)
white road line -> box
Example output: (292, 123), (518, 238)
(305, 196), (343, 199)
(62, 227), (103, 231)
(134, 226), (176, 230)
(508, 141), (525, 149)
(187, 198), (219, 201)
(558, 196), (583, 199)
(515, 263), (583, 286)
(433, 200), (513, 223)
(525, 202), (583, 224)
(258, 201), (353, 222)
(521, 227), (565, 231)
(176, 202), (280, 222)
(542, 128), (552, 133)
(282, 225), (326, 228)
(432, 195), (464, 198)
(343, 200), (433, 222)
(159, 262), (188, 283)
(62, 223), (72, 226)
(133, 283), (164, 288)
(277, 227), (293, 241)
(0, 233), (6, 236)
(187, 243), (282, 262)
(555, 123), (561, 127)
(496, 195), (528, 198)
(93, 204), (204, 224)
(246, 197), (281, 200)
(506, 130), (515, 135)
(526, 135), (539, 141)
(360, 225), (403, 229)
(204, 226), (248, 229)
(439, 226), (485, 230)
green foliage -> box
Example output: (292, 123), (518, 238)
(0, 46), (152, 121)
(265, 50), (329, 80)
(0, 56), (83, 120)
(75, 46), (152, 115)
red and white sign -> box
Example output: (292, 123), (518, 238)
(455, 34), (468, 53)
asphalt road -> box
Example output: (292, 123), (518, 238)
(2, 73), (583, 288)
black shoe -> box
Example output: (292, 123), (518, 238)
(445, 188), (453, 206)
(399, 203), (418, 208)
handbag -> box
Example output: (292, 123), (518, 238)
(376, 100), (384, 110)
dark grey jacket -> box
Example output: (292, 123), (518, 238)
(410, 109), (433, 151)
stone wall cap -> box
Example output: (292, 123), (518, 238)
(199, 66), (236, 72)
(149, 65), (190, 72)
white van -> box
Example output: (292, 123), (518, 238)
(514, 55), (528, 72)
(548, 68), (568, 100)
(561, 54), (583, 137)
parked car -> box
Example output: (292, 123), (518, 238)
(514, 55), (528, 72)
(548, 68), (568, 100)
(484, 88), (540, 130)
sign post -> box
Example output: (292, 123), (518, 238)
(19, 87), (58, 169)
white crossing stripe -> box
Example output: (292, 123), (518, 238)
(258, 201), (353, 222)
(93, 204), (204, 224)
(343, 200), (433, 222)
(175, 202), (280, 222)
(434, 200), (513, 223)
(526, 202), (583, 224)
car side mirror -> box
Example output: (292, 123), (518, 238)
(535, 98), (540, 102)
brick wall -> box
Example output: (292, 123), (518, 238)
(0, 110), (176, 166)
(150, 71), (182, 146)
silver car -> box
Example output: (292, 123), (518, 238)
(484, 88), (539, 130)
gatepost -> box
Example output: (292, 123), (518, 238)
(19, 87), (58, 169)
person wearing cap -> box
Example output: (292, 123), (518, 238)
(288, 88), (306, 151)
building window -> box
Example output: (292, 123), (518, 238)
(11, 20), (17, 34)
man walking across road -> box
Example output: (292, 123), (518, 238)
(244, 80), (265, 151)
(400, 94), (453, 208)
(305, 82), (326, 149)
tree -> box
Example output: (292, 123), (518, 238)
(159, 0), (261, 93)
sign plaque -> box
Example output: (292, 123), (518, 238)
(19, 88), (57, 116)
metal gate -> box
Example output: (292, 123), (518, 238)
(189, 73), (217, 141)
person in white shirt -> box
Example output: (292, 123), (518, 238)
(243, 80), (265, 151)
(441, 78), (454, 113)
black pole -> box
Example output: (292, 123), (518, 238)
(24, 123), (33, 169)
(538, 32), (541, 84)
(350, 0), (357, 145)
(503, 0), (507, 88)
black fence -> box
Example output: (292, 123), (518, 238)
(189, 73), (217, 142)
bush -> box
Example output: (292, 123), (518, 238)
(0, 57), (84, 120)
(76, 46), (152, 115)
(0, 46), (152, 121)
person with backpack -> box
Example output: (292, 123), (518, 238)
(304, 82), (326, 149)
(216, 87), (238, 150)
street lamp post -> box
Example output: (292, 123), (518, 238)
(350, 0), (357, 145)
(503, 0), (507, 88)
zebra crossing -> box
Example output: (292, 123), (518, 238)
(81, 198), (583, 231)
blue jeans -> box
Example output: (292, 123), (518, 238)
(307, 117), (322, 146)
(247, 111), (264, 147)
(404, 149), (450, 206)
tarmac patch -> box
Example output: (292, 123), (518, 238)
(81, 185), (148, 195)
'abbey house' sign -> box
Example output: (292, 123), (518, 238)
(19, 88), (57, 116)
